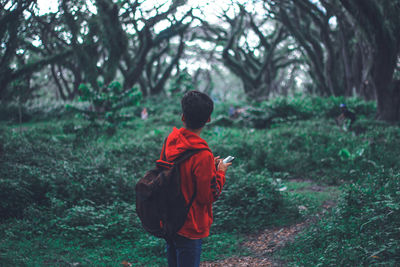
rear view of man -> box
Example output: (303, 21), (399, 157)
(160, 90), (232, 267)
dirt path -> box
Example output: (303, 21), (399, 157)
(200, 182), (337, 267)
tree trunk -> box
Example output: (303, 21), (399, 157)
(373, 47), (399, 121)
(376, 80), (400, 122)
(339, 0), (400, 121)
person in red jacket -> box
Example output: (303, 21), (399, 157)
(161, 90), (232, 267)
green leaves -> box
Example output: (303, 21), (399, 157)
(1, 95), (399, 265)
(53, 201), (140, 243)
(281, 171), (400, 266)
(213, 169), (293, 232)
(71, 81), (142, 133)
(338, 148), (352, 160)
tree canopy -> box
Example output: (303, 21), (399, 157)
(1, 0), (399, 121)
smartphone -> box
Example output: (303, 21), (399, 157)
(223, 156), (235, 163)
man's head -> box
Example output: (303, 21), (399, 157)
(181, 90), (214, 130)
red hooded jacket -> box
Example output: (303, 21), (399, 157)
(159, 127), (226, 239)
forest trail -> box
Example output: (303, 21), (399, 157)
(201, 181), (338, 267)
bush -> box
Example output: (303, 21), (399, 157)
(232, 95), (376, 129)
(205, 119), (391, 184)
(213, 169), (295, 232)
(68, 81), (142, 133)
(280, 170), (400, 266)
(1, 94), (396, 266)
(0, 99), (79, 122)
(0, 127), (138, 220)
(53, 200), (141, 243)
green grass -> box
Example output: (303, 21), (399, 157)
(0, 236), (167, 266)
(1, 95), (399, 266)
(0, 116), (288, 265)
(279, 172), (400, 266)
(285, 181), (340, 215)
(202, 233), (250, 261)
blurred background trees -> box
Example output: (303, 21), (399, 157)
(1, 0), (399, 121)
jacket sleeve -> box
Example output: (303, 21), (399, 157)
(193, 151), (226, 205)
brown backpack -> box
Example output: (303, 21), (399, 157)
(135, 139), (203, 242)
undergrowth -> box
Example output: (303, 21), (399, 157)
(280, 170), (400, 266)
(1, 95), (399, 266)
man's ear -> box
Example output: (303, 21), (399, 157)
(207, 116), (211, 123)
(181, 114), (185, 122)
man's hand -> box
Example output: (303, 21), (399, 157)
(216, 158), (232, 172)
(214, 156), (221, 166)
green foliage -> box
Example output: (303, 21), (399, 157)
(137, 94), (182, 126)
(202, 232), (249, 261)
(285, 181), (340, 216)
(280, 170), (400, 266)
(0, 99), (77, 122)
(53, 201), (141, 243)
(213, 169), (297, 232)
(0, 126), (137, 220)
(206, 116), (400, 185)
(237, 95), (376, 129)
(168, 69), (196, 94)
(0, 98), (289, 264)
(0, 95), (399, 265)
(68, 81), (142, 132)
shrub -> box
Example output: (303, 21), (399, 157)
(213, 169), (298, 232)
(280, 170), (400, 266)
(0, 99), (79, 122)
(1, 94), (393, 266)
(230, 95), (376, 129)
(68, 81), (142, 133)
(53, 201), (141, 243)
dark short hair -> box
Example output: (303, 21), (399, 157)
(181, 90), (214, 129)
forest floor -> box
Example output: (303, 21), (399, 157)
(201, 180), (339, 267)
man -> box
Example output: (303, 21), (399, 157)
(159, 90), (232, 267)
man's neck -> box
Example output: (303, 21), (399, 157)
(185, 127), (202, 136)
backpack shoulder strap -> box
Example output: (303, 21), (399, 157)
(156, 137), (174, 169)
(161, 137), (168, 161)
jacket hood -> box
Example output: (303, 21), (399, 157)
(164, 127), (211, 161)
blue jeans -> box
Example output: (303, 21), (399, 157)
(166, 235), (202, 267)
